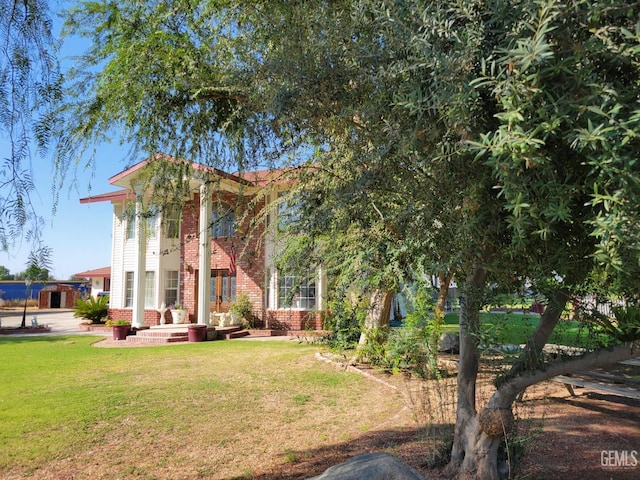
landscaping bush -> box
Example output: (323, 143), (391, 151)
(73, 295), (109, 323)
(324, 296), (365, 349)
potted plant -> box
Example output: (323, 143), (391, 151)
(170, 304), (187, 324)
(105, 319), (131, 340)
(230, 293), (253, 327)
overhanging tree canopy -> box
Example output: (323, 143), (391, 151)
(56, 1), (640, 479)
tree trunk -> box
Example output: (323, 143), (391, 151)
(358, 288), (394, 346)
(445, 266), (489, 478)
(435, 272), (453, 318)
(445, 275), (640, 479)
(507, 287), (570, 378)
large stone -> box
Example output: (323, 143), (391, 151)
(438, 332), (460, 353)
(307, 452), (426, 480)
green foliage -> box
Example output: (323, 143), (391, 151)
(590, 304), (640, 342)
(73, 295), (109, 323)
(105, 319), (130, 326)
(24, 245), (53, 282)
(401, 277), (443, 377)
(230, 293), (254, 326)
(0, 265), (13, 280)
(230, 293), (252, 317)
(0, 1), (61, 250)
(356, 280), (445, 379)
(324, 295), (366, 349)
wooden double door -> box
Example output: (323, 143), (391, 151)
(195, 269), (237, 312)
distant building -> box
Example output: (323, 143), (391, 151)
(75, 266), (111, 298)
(0, 280), (88, 304)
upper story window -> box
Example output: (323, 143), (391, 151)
(126, 215), (135, 240)
(277, 191), (301, 231)
(211, 203), (236, 238)
(125, 210), (158, 240)
(162, 207), (181, 239)
(145, 212), (158, 239)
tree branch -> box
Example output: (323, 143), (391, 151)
(489, 340), (640, 408)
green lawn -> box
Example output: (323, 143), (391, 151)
(0, 336), (405, 479)
(442, 312), (601, 347)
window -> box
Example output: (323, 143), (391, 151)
(163, 207), (180, 239)
(164, 270), (179, 307)
(210, 270), (236, 311)
(278, 274), (316, 309)
(145, 212), (158, 239)
(278, 191), (301, 231)
(126, 215), (135, 240)
(211, 203), (236, 238)
(125, 271), (134, 307)
(144, 271), (156, 308)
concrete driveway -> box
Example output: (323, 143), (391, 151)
(0, 308), (102, 336)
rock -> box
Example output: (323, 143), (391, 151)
(307, 452), (426, 480)
(438, 332), (460, 353)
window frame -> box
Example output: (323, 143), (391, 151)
(272, 270), (317, 310)
(211, 202), (236, 239)
(164, 270), (179, 307)
(125, 271), (134, 307)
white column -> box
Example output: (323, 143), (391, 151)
(132, 196), (147, 328)
(197, 182), (212, 325)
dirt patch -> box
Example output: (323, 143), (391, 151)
(281, 356), (640, 480)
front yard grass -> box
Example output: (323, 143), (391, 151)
(0, 336), (406, 479)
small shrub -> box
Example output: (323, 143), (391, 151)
(324, 296), (366, 349)
(230, 293), (253, 325)
(105, 319), (130, 326)
(73, 295), (109, 323)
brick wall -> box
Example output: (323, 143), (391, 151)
(108, 308), (168, 325)
(265, 310), (324, 331)
(181, 192), (266, 320)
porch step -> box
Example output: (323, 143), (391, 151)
(126, 325), (189, 345)
(123, 325), (253, 344)
(216, 326), (249, 340)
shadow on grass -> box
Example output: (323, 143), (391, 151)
(243, 424), (439, 480)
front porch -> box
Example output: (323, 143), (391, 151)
(106, 323), (332, 345)
(123, 324), (245, 345)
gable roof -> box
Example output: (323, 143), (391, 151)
(108, 153), (253, 190)
(75, 266), (111, 278)
(79, 154), (301, 205)
(80, 189), (132, 204)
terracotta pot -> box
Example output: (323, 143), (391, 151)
(112, 324), (130, 340)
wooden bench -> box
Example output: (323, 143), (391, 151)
(553, 358), (640, 400)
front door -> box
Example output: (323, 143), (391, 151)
(210, 269), (236, 312)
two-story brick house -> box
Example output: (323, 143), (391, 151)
(80, 155), (325, 332)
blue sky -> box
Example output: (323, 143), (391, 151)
(0, 11), (129, 280)
(0, 146), (123, 280)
